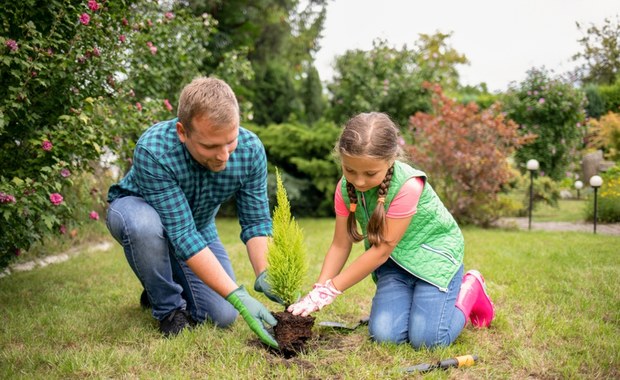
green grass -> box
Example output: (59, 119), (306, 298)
(1, 218), (619, 379)
(532, 199), (588, 222)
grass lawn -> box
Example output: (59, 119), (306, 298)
(532, 199), (588, 222)
(1, 218), (618, 379)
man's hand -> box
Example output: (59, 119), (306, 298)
(226, 286), (279, 348)
(287, 280), (342, 317)
(254, 270), (285, 305)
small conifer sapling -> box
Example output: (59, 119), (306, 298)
(267, 169), (314, 356)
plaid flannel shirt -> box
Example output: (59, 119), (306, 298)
(107, 118), (272, 260)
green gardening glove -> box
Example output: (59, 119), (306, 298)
(254, 270), (285, 305)
(226, 285), (279, 349)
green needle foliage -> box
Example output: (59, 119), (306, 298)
(266, 169), (308, 308)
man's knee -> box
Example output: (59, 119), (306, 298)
(198, 304), (238, 328)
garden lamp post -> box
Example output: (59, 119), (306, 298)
(574, 180), (583, 200)
(589, 175), (603, 234)
(526, 159), (539, 230)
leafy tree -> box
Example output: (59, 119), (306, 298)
(408, 83), (531, 226)
(251, 61), (301, 125)
(573, 15), (620, 85)
(503, 68), (587, 180)
(186, 0), (327, 124)
(301, 65), (325, 124)
(327, 33), (467, 128)
(456, 83), (500, 109)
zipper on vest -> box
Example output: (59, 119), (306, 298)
(361, 192), (370, 221)
(420, 243), (459, 265)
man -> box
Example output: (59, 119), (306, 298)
(106, 77), (280, 348)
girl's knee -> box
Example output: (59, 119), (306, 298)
(409, 332), (452, 350)
(369, 323), (405, 344)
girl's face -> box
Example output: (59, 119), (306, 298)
(341, 154), (392, 192)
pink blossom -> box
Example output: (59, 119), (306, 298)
(79, 13), (90, 25)
(60, 168), (71, 178)
(5, 39), (18, 52)
(135, 102), (142, 111)
(163, 99), (173, 111)
(119, 34), (126, 43)
(122, 18), (128, 26)
(165, 12), (175, 19)
(49, 193), (64, 206)
(92, 47), (101, 57)
(60, 225), (67, 235)
(538, 98), (545, 104)
(88, 0), (99, 11)
(0, 192), (17, 204)
(42, 140), (53, 151)
(89, 211), (100, 220)
(146, 41), (157, 55)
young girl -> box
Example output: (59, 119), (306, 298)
(288, 112), (495, 349)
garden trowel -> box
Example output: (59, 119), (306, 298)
(318, 315), (369, 331)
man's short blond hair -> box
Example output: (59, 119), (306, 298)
(177, 77), (240, 133)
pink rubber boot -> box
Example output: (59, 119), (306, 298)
(455, 270), (495, 328)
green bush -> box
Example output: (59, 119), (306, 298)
(599, 81), (620, 114)
(585, 166), (620, 223)
(249, 120), (342, 216)
(584, 84), (606, 118)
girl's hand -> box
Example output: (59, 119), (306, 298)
(287, 280), (342, 317)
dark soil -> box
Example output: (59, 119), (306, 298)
(273, 311), (315, 357)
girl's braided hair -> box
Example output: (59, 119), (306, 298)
(336, 112), (403, 246)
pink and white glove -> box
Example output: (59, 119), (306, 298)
(287, 280), (342, 317)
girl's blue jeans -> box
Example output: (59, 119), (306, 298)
(368, 258), (465, 349)
(106, 196), (238, 326)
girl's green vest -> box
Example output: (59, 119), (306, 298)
(341, 160), (464, 291)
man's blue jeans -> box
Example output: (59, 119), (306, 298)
(106, 196), (238, 326)
(368, 258), (465, 349)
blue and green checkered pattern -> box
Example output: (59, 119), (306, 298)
(108, 118), (272, 260)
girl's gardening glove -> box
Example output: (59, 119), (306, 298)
(254, 270), (285, 305)
(287, 280), (342, 317)
(226, 285), (279, 348)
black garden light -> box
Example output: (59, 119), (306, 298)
(589, 175), (603, 234)
(526, 159), (539, 230)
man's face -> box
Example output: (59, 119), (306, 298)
(176, 114), (239, 172)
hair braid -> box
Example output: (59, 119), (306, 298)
(346, 181), (364, 242)
(367, 164), (394, 246)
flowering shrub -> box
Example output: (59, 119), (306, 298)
(408, 83), (533, 226)
(502, 68), (587, 180)
(0, 1), (251, 268)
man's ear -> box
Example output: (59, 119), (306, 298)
(176, 121), (187, 143)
